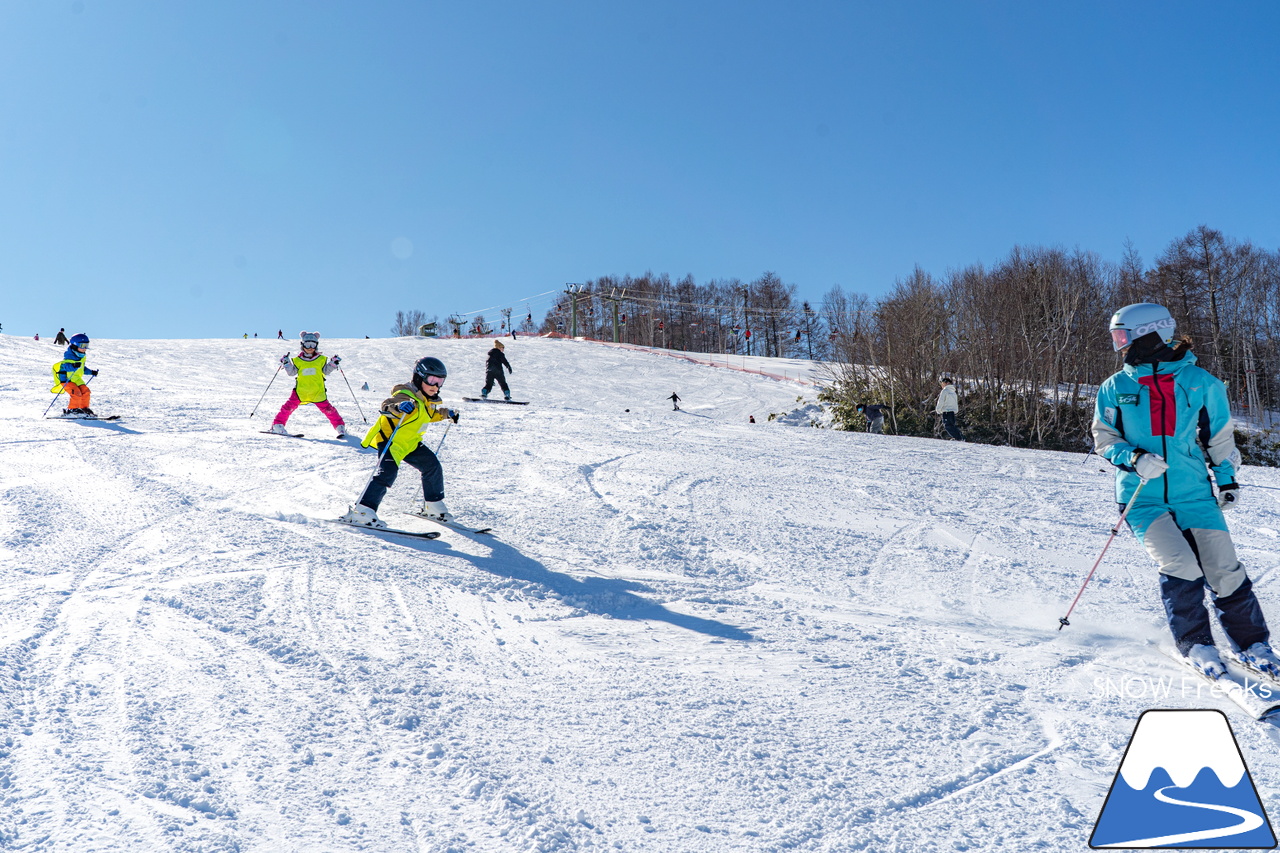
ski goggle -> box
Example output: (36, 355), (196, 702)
(301, 341), (318, 349)
(1110, 328), (1133, 351)
(422, 375), (445, 387)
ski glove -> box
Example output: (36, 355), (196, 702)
(447, 409), (459, 424)
(331, 356), (341, 366)
(88, 369), (99, 376)
(280, 354), (291, 365)
(1133, 451), (1169, 480)
(395, 400), (415, 414)
(1218, 483), (1240, 510)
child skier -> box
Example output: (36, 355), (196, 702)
(340, 356), (460, 528)
(269, 331), (347, 437)
(51, 333), (98, 416)
(481, 340), (513, 400)
(1093, 302), (1280, 679)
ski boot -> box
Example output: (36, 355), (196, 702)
(418, 500), (454, 523)
(1186, 644), (1227, 679)
(339, 504), (386, 529)
(504, 393), (511, 401)
(268, 423), (291, 435)
(1238, 642), (1280, 679)
(335, 427), (347, 439)
(480, 389), (489, 399)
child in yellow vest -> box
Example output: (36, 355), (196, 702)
(51, 333), (98, 416)
(269, 331), (347, 437)
(340, 356), (459, 529)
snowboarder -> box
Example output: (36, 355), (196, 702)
(51, 333), (98, 416)
(856, 403), (888, 434)
(269, 331), (347, 438)
(668, 392), (681, 411)
(1093, 302), (1280, 679)
(54, 328), (68, 345)
(481, 340), (513, 400)
(340, 356), (459, 528)
(935, 377), (964, 440)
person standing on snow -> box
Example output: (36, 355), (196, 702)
(341, 356), (460, 528)
(51, 333), (98, 416)
(935, 377), (964, 441)
(481, 340), (513, 400)
(1093, 302), (1280, 679)
(54, 329), (68, 345)
(269, 331), (347, 438)
(668, 392), (681, 411)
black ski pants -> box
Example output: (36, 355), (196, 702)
(359, 444), (444, 510)
(941, 411), (964, 441)
(483, 370), (510, 396)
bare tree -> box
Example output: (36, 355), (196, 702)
(391, 310), (430, 336)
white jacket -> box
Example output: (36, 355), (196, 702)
(935, 385), (958, 414)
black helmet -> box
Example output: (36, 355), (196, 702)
(412, 356), (447, 384)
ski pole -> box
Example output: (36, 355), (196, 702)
(1057, 477), (1150, 630)
(43, 373), (94, 418)
(433, 421), (452, 455)
(249, 360), (285, 418)
(338, 368), (367, 422)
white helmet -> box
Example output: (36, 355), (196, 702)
(1108, 303), (1176, 352)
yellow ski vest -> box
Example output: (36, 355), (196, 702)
(291, 355), (329, 403)
(361, 385), (447, 463)
(50, 357), (87, 392)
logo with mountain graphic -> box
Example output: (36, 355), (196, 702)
(1091, 709), (1276, 848)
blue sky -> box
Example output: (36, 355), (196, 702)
(2, 1), (1278, 339)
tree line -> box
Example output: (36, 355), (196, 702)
(827, 225), (1280, 458)
(540, 226), (1280, 459)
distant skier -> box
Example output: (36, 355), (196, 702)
(277, 330), (284, 339)
(481, 340), (513, 400)
(51, 333), (98, 416)
(1094, 303), (1280, 680)
(856, 403), (888, 434)
(668, 392), (681, 411)
(749, 415), (755, 424)
(54, 328), (68, 345)
(269, 331), (347, 438)
(341, 356), (459, 528)
(935, 377), (964, 441)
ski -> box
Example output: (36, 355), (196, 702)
(327, 519), (441, 540)
(1163, 647), (1280, 720)
(406, 512), (493, 535)
(260, 430), (304, 438)
(462, 397), (529, 405)
(47, 414), (121, 421)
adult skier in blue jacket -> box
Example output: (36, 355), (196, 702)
(1092, 303), (1279, 679)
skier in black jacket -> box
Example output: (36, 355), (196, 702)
(481, 340), (513, 400)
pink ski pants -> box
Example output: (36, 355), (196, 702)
(273, 391), (345, 428)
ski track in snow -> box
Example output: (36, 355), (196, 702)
(3, 334), (1280, 851)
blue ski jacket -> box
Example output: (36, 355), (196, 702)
(1091, 350), (1238, 507)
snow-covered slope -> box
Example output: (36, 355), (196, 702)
(2, 334), (1280, 852)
